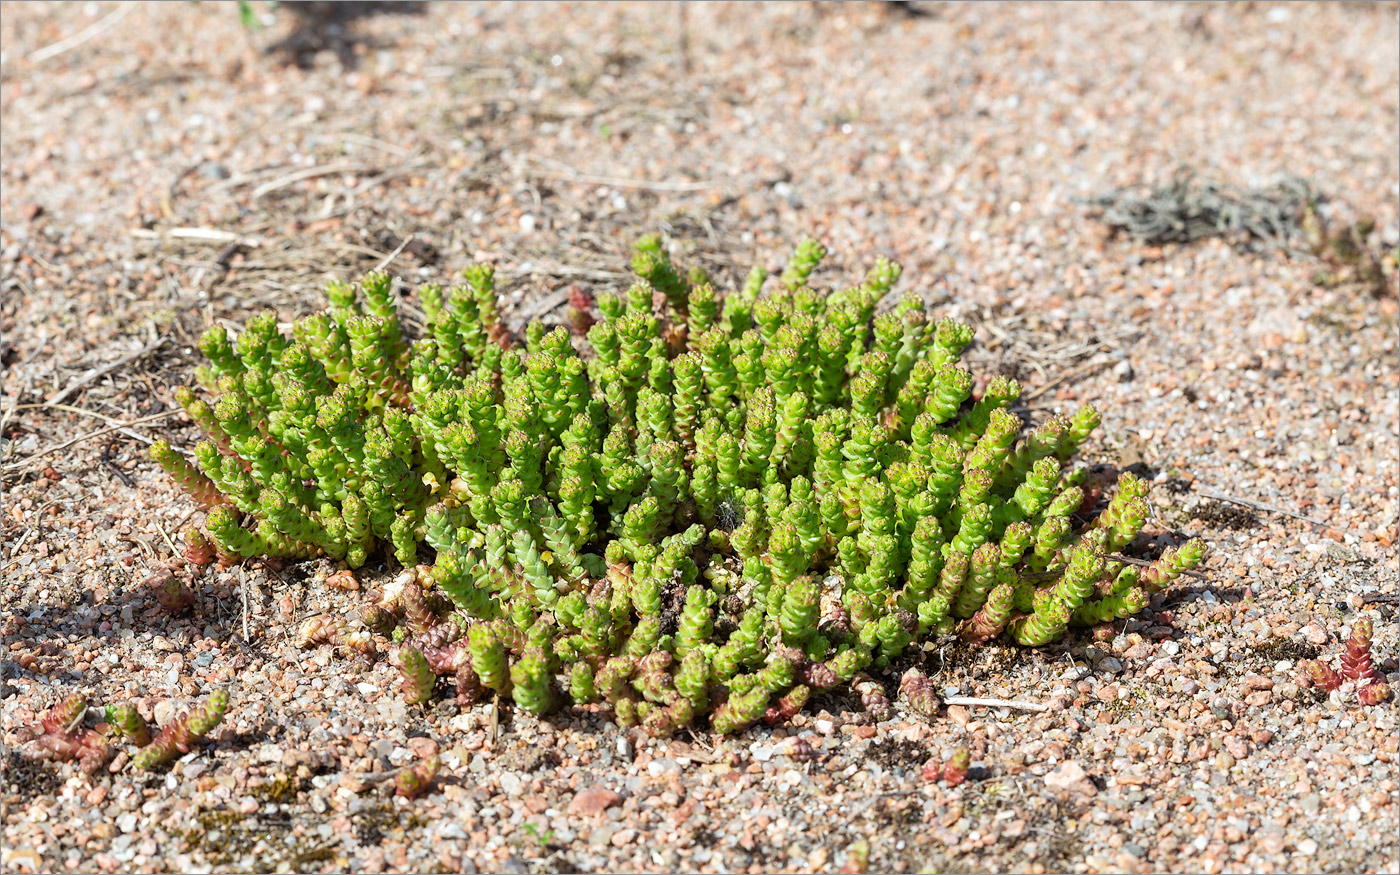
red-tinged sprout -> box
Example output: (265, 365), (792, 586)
(41, 693), (88, 737)
(132, 690), (228, 771)
(763, 684), (811, 725)
(297, 616), (377, 661)
(395, 754), (440, 799)
(1092, 623), (1117, 642)
(411, 618), (468, 656)
(457, 663), (487, 706)
(782, 736), (818, 763)
(942, 746), (971, 786)
(852, 674), (891, 721)
(899, 668), (941, 718)
(1340, 619), (1381, 682)
(326, 569), (360, 591)
(400, 581), (439, 636)
(1300, 659), (1343, 692)
(149, 570), (196, 616)
(423, 641), (471, 676)
(21, 693), (114, 773)
(184, 527), (217, 568)
(31, 729), (112, 774)
(74, 731), (113, 773)
(1358, 682), (1391, 707)
(921, 758), (942, 783)
(798, 659), (839, 690)
(566, 285), (597, 335)
(399, 646), (436, 705)
(359, 603), (398, 635)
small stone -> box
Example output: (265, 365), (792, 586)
(499, 772), (523, 795)
(647, 757), (680, 777)
(1297, 839), (1318, 856)
(1223, 735), (1249, 759)
(339, 775), (368, 794)
(1301, 794), (1321, 814)
(610, 828), (637, 847)
(1242, 674), (1273, 692)
(1256, 827), (1286, 855)
(1044, 760), (1095, 796)
(1303, 624), (1329, 646)
(1097, 657), (1123, 674)
(440, 822), (468, 840)
(568, 788), (622, 817)
(407, 737), (440, 760)
(589, 825), (617, 848)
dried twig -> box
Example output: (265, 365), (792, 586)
(370, 235), (415, 273)
(130, 227), (261, 246)
(522, 154), (722, 193)
(240, 567), (251, 644)
(1022, 358), (1114, 403)
(44, 337), (168, 408)
(26, 3), (134, 62)
(251, 162), (379, 202)
(942, 696), (1050, 713)
(508, 290), (570, 327)
(1196, 488), (1333, 529)
(1, 410), (181, 474)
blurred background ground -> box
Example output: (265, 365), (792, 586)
(1, 2), (1397, 873)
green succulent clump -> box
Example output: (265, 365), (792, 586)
(155, 236), (1207, 734)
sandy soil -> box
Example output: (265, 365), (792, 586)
(1, 2), (1397, 873)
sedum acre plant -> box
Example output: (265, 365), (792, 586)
(155, 236), (1207, 735)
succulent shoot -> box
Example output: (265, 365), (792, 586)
(156, 238), (1208, 734)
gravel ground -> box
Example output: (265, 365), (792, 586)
(2, 2), (1398, 873)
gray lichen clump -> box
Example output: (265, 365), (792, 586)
(154, 236), (1207, 735)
